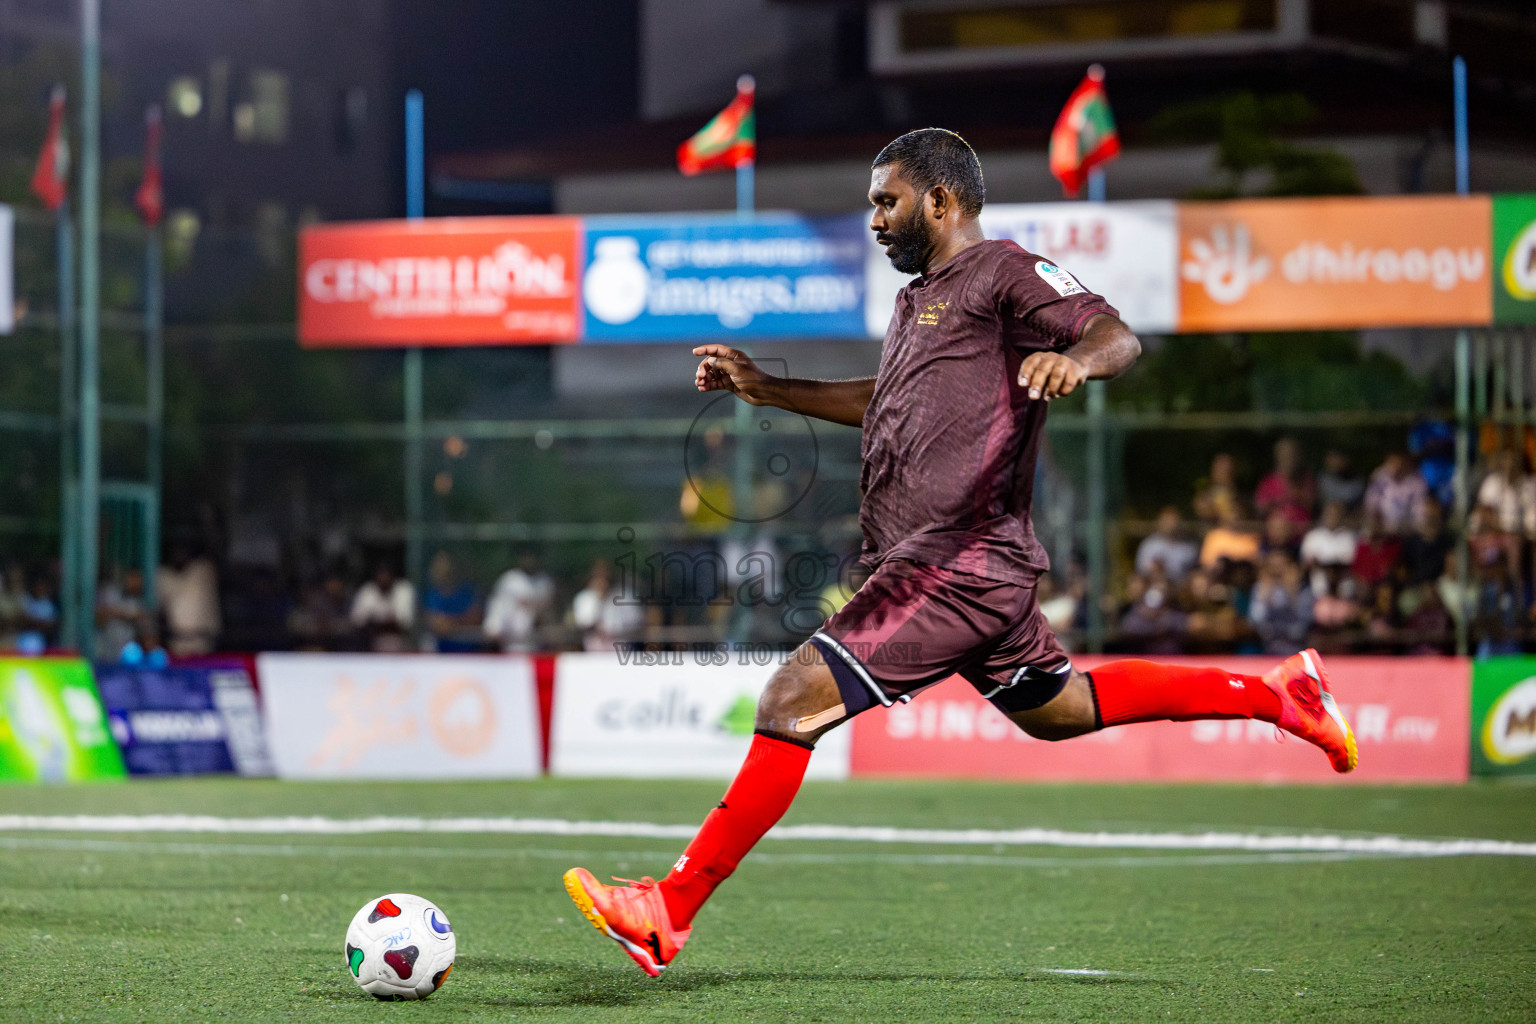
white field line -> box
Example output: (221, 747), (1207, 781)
(0, 814), (1533, 858)
(0, 835), (1425, 869)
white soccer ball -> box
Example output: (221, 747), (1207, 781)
(343, 893), (456, 1000)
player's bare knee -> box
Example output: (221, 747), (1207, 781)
(754, 649), (844, 742)
(1007, 671), (1097, 741)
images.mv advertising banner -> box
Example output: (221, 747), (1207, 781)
(850, 656), (1468, 783)
(551, 651), (851, 779)
(298, 217), (583, 346)
(1177, 196), (1492, 332)
(866, 201), (1179, 337)
(582, 214), (867, 341)
(0, 658), (125, 782)
(257, 654), (541, 779)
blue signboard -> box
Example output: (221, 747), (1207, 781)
(95, 664), (273, 776)
(581, 214), (868, 341)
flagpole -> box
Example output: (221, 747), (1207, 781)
(736, 74), (755, 220)
(403, 88), (426, 601)
(77, 0), (101, 660)
(1453, 55), (1469, 195)
(56, 196), (78, 649)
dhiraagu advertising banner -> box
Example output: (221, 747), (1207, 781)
(0, 658), (126, 782)
(581, 213), (867, 341)
(1493, 194), (1536, 325)
(1471, 657), (1536, 775)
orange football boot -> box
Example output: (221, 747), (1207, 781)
(563, 868), (691, 977)
(1263, 648), (1358, 773)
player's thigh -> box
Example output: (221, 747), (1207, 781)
(755, 641), (845, 743)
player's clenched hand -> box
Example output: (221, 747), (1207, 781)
(1017, 352), (1089, 401)
(693, 345), (774, 405)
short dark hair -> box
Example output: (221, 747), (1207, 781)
(872, 128), (985, 217)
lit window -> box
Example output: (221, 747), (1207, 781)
(167, 77), (202, 118)
(235, 70), (289, 144)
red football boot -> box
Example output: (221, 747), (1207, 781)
(562, 868), (691, 977)
(1263, 648), (1358, 773)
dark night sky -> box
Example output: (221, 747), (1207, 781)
(391, 0), (639, 154)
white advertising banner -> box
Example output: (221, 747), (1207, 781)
(551, 652), (851, 780)
(0, 205), (12, 335)
(865, 200), (1179, 337)
(257, 654), (540, 779)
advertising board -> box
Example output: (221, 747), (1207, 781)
(1470, 657), (1536, 776)
(95, 663), (273, 776)
(850, 656), (1468, 783)
(256, 654), (540, 779)
(582, 214), (866, 341)
(298, 217), (582, 346)
(1177, 196), (1491, 331)
(0, 658), (125, 782)
(866, 201), (1179, 337)
(551, 651), (851, 779)
(1493, 194), (1536, 325)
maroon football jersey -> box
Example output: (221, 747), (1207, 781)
(859, 238), (1118, 585)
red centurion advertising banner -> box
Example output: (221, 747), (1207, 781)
(298, 217), (583, 347)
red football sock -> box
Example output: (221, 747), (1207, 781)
(1089, 659), (1281, 727)
(659, 732), (812, 928)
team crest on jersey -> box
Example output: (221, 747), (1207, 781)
(1036, 261), (1086, 297)
(916, 300), (948, 325)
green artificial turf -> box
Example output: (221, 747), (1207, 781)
(1, 777), (1534, 1022)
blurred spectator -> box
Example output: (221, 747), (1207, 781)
(0, 564), (25, 649)
(1401, 500), (1452, 587)
(1398, 582), (1452, 654)
(1364, 452), (1428, 535)
(484, 551), (554, 652)
(1475, 447), (1536, 539)
(570, 559), (646, 652)
(17, 573), (58, 653)
(422, 551), (482, 652)
(1260, 508), (1302, 560)
(350, 564), (416, 652)
(287, 573), (355, 650)
(1317, 449), (1365, 511)
(1116, 574), (1188, 654)
(1470, 548), (1522, 657)
(1351, 511), (1403, 591)
(157, 545), (221, 656)
(1300, 501), (1357, 594)
(1436, 551), (1473, 633)
(1135, 506), (1199, 581)
(1249, 550), (1313, 655)
(1410, 419), (1457, 509)
(1180, 567), (1249, 650)
(1199, 504), (1260, 570)
(97, 567), (152, 660)
(1037, 571), (1082, 636)
(1254, 437), (1315, 527)
(1193, 452), (1240, 524)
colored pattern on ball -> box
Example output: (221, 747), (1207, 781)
(368, 897), (403, 923)
(346, 943), (364, 977)
(383, 945), (419, 979)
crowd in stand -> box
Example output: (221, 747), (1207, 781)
(1081, 430), (1487, 656)
(8, 425), (1535, 660)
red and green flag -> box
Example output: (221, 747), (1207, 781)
(1049, 65), (1120, 198)
(677, 75), (755, 176)
(30, 84), (69, 212)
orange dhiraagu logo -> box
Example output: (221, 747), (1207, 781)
(428, 677), (496, 758)
(1177, 196), (1492, 331)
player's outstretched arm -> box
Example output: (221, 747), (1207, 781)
(693, 345), (874, 428)
(1017, 313), (1141, 402)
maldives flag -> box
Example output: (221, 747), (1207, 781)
(134, 105), (164, 226)
(1049, 65), (1120, 198)
(30, 85), (69, 212)
(677, 75), (755, 176)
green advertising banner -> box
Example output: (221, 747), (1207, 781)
(1493, 194), (1536, 325)
(0, 658), (126, 782)
(1471, 657), (1536, 775)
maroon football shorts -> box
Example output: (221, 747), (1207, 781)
(808, 557), (1072, 716)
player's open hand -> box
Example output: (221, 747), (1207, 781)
(694, 345), (773, 405)
(1018, 352), (1089, 401)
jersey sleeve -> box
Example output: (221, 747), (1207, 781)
(993, 248), (1119, 350)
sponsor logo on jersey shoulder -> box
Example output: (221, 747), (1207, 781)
(1036, 261), (1086, 297)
